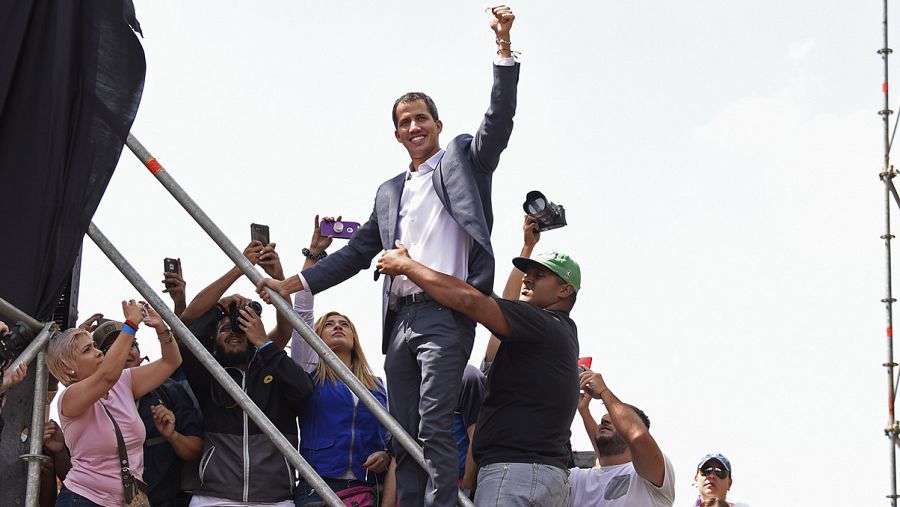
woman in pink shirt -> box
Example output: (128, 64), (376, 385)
(45, 300), (182, 506)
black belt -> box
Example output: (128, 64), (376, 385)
(396, 292), (433, 306)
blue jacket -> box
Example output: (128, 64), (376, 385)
(299, 374), (390, 483)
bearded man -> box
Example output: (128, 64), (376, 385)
(568, 370), (676, 507)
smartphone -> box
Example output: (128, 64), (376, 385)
(251, 223), (270, 245)
(164, 258), (179, 289)
(320, 220), (360, 240)
(577, 356), (592, 372)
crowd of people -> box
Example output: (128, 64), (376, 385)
(0, 5), (751, 507)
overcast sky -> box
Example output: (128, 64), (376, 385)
(64, 1), (891, 504)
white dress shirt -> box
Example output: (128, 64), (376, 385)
(391, 149), (471, 297)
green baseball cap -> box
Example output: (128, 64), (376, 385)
(512, 251), (581, 293)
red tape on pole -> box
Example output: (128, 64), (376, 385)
(146, 157), (163, 174)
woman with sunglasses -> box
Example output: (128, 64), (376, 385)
(693, 453), (749, 507)
(285, 216), (392, 507)
(45, 300), (181, 507)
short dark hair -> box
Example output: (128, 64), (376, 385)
(392, 92), (439, 128)
(628, 404), (651, 430)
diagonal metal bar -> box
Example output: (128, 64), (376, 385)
(124, 133), (475, 507)
(886, 174), (900, 215)
(87, 223), (344, 507)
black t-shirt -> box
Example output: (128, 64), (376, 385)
(139, 378), (203, 505)
(472, 298), (580, 470)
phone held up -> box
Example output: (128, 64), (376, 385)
(320, 219), (359, 240)
(251, 223), (270, 245)
(164, 258), (179, 289)
(577, 356), (592, 373)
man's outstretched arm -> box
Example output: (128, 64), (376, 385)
(377, 241), (511, 338)
(472, 5), (519, 174)
(580, 370), (666, 487)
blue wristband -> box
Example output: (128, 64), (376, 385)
(121, 324), (137, 336)
(257, 340), (273, 350)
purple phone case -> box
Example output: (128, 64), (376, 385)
(320, 220), (359, 239)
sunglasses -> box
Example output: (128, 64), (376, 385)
(700, 467), (729, 480)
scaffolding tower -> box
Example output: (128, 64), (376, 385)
(0, 133), (477, 507)
(881, 0), (900, 505)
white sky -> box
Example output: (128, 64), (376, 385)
(64, 1), (890, 505)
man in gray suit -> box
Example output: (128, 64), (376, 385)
(257, 6), (519, 506)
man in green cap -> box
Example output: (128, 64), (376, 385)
(376, 219), (581, 507)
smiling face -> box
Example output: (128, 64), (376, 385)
(695, 459), (732, 500)
(394, 99), (442, 166)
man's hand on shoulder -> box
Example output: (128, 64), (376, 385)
(376, 241), (414, 277)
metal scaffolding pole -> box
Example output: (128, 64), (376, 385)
(22, 348), (50, 507)
(880, 0), (899, 504)
(124, 133), (475, 507)
(0, 298), (57, 507)
(86, 223), (345, 507)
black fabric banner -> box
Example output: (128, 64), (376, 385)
(0, 0), (146, 323)
(0, 2), (145, 501)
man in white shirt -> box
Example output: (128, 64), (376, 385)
(570, 369), (676, 507)
(258, 7), (520, 506)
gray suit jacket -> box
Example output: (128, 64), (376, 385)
(303, 63), (520, 351)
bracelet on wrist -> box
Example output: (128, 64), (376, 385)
(496, 37), (512, 45)
(124, 320), (139, 330)
(302, 247), (327, 261)
(122, 323), (138, 336)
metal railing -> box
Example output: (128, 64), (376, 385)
(124, 133), (475, 507)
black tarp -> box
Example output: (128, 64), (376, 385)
(0, 0), (145, 322)
(0, 0), (145, 501)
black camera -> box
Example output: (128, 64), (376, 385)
(0, 321), (34, 362)
(227, 301), (263, 334)
(523, 190), (567, 232)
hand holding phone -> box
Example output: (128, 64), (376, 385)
(251, 223), (270, 245)
(164, 258), (179, 289)
(577, 356), (592, 372)
(320, 219), (359, 240)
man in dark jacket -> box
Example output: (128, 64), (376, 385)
(179, 243), (313, 507)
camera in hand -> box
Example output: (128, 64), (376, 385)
(523, 190), (567, 232)
(227, 301), (263, 334)
(0, 322), (35, 362)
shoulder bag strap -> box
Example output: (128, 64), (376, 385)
(100, 402), (137, 491)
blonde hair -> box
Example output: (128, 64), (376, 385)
(313, 312), (380, 391)
(45, 328), (91, 386)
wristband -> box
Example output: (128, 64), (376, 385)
(302, 248), (327, 261)
(124, 320), (139, 330)
(122, 324), (138, 336)
(257, 340), (273, 350)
